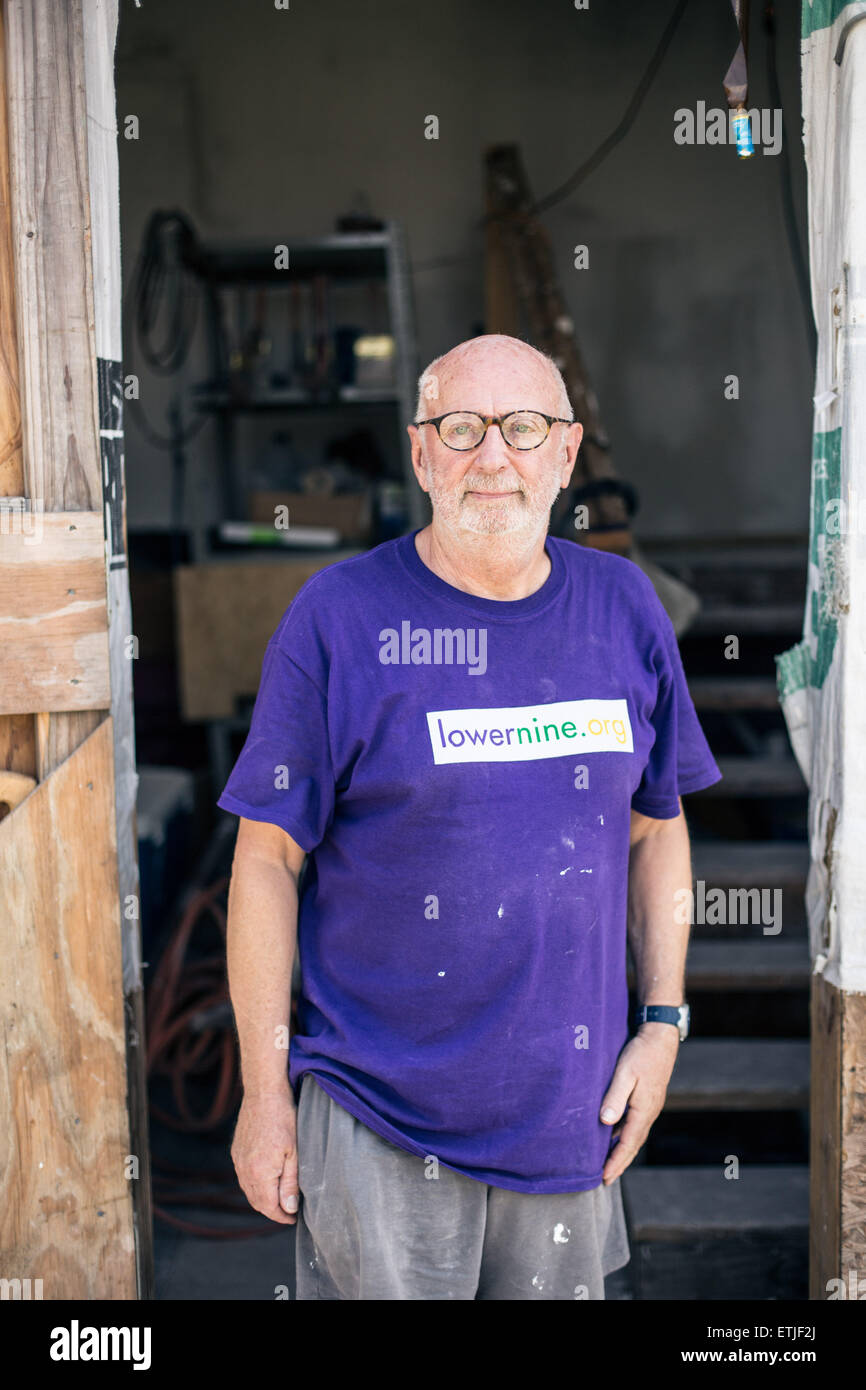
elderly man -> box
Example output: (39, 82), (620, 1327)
(218, 334), (721, 1301)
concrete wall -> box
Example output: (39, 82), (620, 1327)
(116, 0), (813, 540)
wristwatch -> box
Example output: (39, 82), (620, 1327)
(633, 1003), (690, 1042)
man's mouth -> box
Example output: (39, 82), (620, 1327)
(464, 489), (522, 499)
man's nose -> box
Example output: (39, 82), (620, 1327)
(474, 421), (511, 464)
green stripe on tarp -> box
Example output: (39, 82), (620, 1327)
(802, 0), (862, 38)
(776, 427), (841, 695)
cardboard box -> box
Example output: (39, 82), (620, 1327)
(248, 490), (372, 542)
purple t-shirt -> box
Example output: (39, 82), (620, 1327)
(217, 530), (721, 1193)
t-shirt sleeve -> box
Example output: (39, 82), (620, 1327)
(216, 623), (335, 853)
(630, 590), (723, 820)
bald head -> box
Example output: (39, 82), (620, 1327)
(415, 335), (572, 423)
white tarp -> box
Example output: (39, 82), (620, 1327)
(776, 1), (866, 991)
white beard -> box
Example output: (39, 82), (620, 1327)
(422, 459), (564, 540)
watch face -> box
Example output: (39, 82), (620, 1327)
(677, 1005), (690, 1040)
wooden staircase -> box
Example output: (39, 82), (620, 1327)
(613, 539), (811, 1301)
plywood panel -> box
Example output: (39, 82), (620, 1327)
(0, 510), (110, 714)
(0, 717), (135, 1298)
(174, 558), (349, 720)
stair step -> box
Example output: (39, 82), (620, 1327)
(666, 1039), (809, 1110)
(685, 939), (809, 989)
(689, 604), (803, 634)
(692, 756), (805, 797)
(627, 940), (810, 992)
(621, 1164), (808, 1300)
(691, 841), (809, 889)
(623, 1164), (808, 1242)
(688, 676), (779, 710)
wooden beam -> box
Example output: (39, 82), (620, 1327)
(484, 172), (520, 337)
(0, 4), (34, 785)
(4, 0), (104, 775)
(810, 974), (866, 1297)
(0, 4), (20, 494)
(484, 144), (629, 546)
(810, 973), (841, 1296)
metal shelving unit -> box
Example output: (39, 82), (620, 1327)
(182, 223), (424, 560)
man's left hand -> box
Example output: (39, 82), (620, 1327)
(599, 1024), (681, 1184)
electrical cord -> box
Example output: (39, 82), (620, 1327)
(412, 0), (691, 274)
(530, 0), (690, 216)
(131, 210), (201, 375)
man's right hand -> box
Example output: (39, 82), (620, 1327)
(231, 1090), (299, 1225)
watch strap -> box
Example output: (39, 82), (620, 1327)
(633, 1004), (689, 1039)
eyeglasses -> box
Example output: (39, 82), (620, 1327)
(415, 410), (572, 451)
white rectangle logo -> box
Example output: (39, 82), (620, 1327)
(426, 698), (633, 765)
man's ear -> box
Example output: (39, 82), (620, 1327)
(407, 424), (430, 494)
(560, 421), (583, 487)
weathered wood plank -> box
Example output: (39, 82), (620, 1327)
(0, 7), (35, 783)
(810, 977), (866, 1294)
(0, 718), (136, 1297)
(4, 0), (104, 773)
(841, 988), (866, 1282)
(810, 973), (840, 1297)
(0, 9), (20, 494)
(4, 0), (101, 511)
(0, 510), (110, 713)
(0, 8), (21, 495)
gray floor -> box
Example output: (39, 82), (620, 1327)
(156, 1218), (296, 1300)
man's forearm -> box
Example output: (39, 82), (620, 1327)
(626, 809), (693, 1009)
(226, 851), (298, 1096)
(600, 808), (693, 1180)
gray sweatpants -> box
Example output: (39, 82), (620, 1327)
(294, 1073), (630, 1301)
